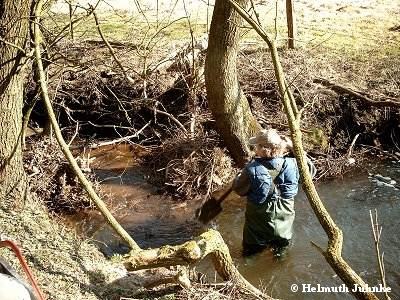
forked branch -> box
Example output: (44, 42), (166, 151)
(226, 1), (379, 299)
(124, 229), (275, 299)
(32, 2), (273, 298)
(369, 210), (391, 300)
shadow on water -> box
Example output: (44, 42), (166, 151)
(69, 145), (400, 299)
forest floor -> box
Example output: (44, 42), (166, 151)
(7, 0), (400, 299)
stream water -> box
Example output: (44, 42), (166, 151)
(71, 145), (400, 299)
(214, 162), (400, 299)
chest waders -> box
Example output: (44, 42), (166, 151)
(243, 163), (295, 247)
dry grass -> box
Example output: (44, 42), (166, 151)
(175, 282), (261, 300)
(0, 196), (127, 299)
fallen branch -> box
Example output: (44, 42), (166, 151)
(124, 229), (274, 299)
(314, 78), (400, 108)
(141, 267), (191, 289)
(85, 122), (150, 149)
(153, 108), (188, 134)
(82, 39), (145, 49)
(347, 133), (360, 159)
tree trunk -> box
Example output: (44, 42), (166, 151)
(286, 0), (295, 49)
(0, 0), (32, 207)
(205, 0), (260, 167)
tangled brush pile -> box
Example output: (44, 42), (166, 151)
(24, 137), (101, 213)
(146, 131), (237, 199)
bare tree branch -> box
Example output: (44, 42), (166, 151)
(91, 7), (136, 84)
(314, 78), (400, 108)
(33, 0), (141, 253)
(226, 1), (380, 299)
(369, 210), (391, 300)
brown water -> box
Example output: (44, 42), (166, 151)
(69, 144), (203, 255)
(71, 145), (400, 299)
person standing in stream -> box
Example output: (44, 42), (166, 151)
(232, 128), (316, 257)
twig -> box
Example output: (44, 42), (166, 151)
(274, 0), (278, 41)
(369, 210), (391, 300)
(249, 0), (262, 27)
(86, 121), (150, 149)
(202, 152), (216, 205)
(310, 241), (325, 255)
(347, 133), (360, 158)
(47, 1), (100, 47)
(91, 7), (136, 84)
(152, 105), (188, 134)
(257, 116), (312, 134)
(67, 122), (80, 147)
(182, 0), (198, 137)
(87, 121), (135, 131)
(105, 85), (133, 126)
(0, 37), (26, 54)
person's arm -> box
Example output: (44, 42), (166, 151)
(232, 169), (251, 196)
(278, 158), (299, 198)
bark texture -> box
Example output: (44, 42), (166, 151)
(225, 1), (380, 299)
(124, 229), (274, 299)
(0, 0), (32, 207)
(205, 0), (260, 167)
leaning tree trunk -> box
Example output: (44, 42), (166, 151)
(225, 1), (380, 299)
(205, 0), (260, 166)
(0, 0), (32, 207)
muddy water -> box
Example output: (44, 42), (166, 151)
(72, 146), (400, 299)
(214, 162), (400, 299)
(69, 144), (203, 254)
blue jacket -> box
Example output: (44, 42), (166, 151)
(234, 157), (300, 204)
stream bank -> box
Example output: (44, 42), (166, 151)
(67, 145), (400, 300)
(18, 0), (400, 297)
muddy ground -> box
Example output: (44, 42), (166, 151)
(10, 0), (400, 299)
